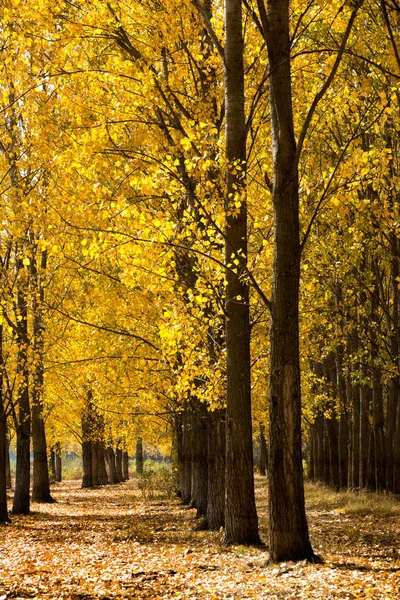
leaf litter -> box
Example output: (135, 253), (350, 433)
(0, 478), (399, 599)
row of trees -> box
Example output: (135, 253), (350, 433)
(0, 0), (399, 563)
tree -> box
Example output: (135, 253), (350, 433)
(222, 0), (261, 546)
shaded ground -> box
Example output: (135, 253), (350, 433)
(0, 477), (399, 599)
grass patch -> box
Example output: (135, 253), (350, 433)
(305, 481), (400, 517)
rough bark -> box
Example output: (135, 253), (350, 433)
(174, 413), (183, 497)
(82, 392), (94, 488)
(92, 440), (100, 486)
(31, 400), (54, 502)
(190, 407), (208, 519)
(206, 408), (225, 530)
(31, 248), (53, 503)
(49, 449), (56, 484)
(223, 0), (260, 546)
(106, 446), (119, 484)
(12, 287), (31, 515)
(265, 0), (314, 561)
(181, 412), (192, 504)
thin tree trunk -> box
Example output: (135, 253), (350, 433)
(371, 258), (385, 490)
(393, 399), (400, 494)
(55, 443), (62, 483)
(315, 414), (325, 482)
(309, 426), (316, 481)
(336, 345), (349, 489)
(386, 235), (399, 491)
(206, 408), (225, 530)
(0, 340), (10, 522)
(122, 450), (129, 480)
(366, 426), (376, 490)
(326, 414), (340, 490)
(348, 331), (360, 489)
(174, 413), (183, 497)
(31, 248), (53, 503)
(6, 433), (12, 489)
(116, 445), (123, 481)
(82, 391), (94, 488)
(49, 449), (56, 484)
(181, 412), (192, 504)
(12, 287), (31, 515)
(92, 440), (100, 486)
(191, 407), (208, 520)
(223, 0), (260, 547)
(259, 425), (268, 476)
(135, 437), (143, 476)
(359, 368), (371, 489)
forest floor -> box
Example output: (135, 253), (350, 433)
(0, 477), (399, 599)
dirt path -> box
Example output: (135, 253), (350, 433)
(0, 478), (399, 599)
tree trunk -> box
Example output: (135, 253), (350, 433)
(366, 426), (376, 490)
(55, 444), (62, 483)
(106, 446), (119, 484)
(92, 440), (100, 486)
(348, 331), (360, 489)
(49, 449), (56, 484)
(386, 234), (399, 491)
(191, 407), (208, 519)
(6, 434), (12, 489)
(31, 401), (53, 502)
(116, 446), (123, 481)
(122, 450), (129, 480)
(82, 391), (94, 488)
(97, 441), (108, 484)
(31, 248), (53, 503)
(82, 440), (93, 488)
(174, 413), (183, 497)
(206, 408), (225, 530)
(309, 426), (316, 481)
(259, 426), (268, 476)
(336, 345), (349, 489)
(223, 0), (260, 547)
(393, 399), (400, 494)
(371, 258), (385, 490)
(135, 437), (143, 476)
(265, 0), (314, 561)
(12, 288), (31, 515)
(326, 414), (340, 490)
(359, 371), (371, 489)
(181, 412), (192, 504)
(315, 414), (325, 482)
(0, 375), (10, 522)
